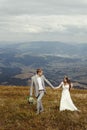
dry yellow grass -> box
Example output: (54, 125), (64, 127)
(0, 86), (87, 130)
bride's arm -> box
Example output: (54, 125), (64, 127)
(71, 83), (73, 88)
(54, 82), (63, 89)
(70, 83), (74, 89)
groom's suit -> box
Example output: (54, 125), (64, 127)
(30, 74), (54, 113)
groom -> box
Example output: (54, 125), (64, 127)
(29, 68), (54, 114)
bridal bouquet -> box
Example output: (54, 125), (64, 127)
(27, 96), (36, 104)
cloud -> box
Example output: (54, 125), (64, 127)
(0, 0), (87, 16)
(1, 15), (87, 32)
(0, 0), (87, 43)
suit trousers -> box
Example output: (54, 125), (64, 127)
(37, 91), (44, 113)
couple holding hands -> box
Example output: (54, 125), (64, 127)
(29, 68), (79, 115)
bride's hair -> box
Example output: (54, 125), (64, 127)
(63, 76), (71, 91)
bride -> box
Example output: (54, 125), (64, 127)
(55, 76), (79, 111)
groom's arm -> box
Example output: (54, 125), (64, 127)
(43, 75), (54, 89)
(30, 77), (34, 96)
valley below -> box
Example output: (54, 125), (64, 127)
(0, 41), (87, 89)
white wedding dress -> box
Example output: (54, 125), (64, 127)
(58, 82), (78, 111)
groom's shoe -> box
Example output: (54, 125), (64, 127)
(36, 110), (44, 115)
(40, 109), (44, 113)
(36, 111), (40, 115)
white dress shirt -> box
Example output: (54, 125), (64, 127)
(37, 77), (44, 90)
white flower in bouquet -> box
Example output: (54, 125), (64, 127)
(28, 97), (36, 104)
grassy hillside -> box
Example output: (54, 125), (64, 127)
(0, 86), (87, 130)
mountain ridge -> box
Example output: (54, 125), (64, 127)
(0, 41), (87, 88)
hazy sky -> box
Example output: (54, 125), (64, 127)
(0, 0), (87, 43)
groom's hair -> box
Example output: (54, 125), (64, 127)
(36, 68), (43, 74)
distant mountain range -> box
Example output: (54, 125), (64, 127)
(0, 41), (87, 89)
(1, 41), (87, 58)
